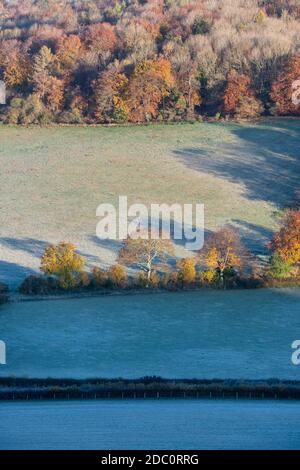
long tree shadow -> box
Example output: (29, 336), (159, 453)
(231, 220), (274, 255)
(0, 237), (100, 263)
(0, 237), (102, 289)
(173, 120), (300, 208)
(0, 237), (49, 258)
(0, 260), (36, 288)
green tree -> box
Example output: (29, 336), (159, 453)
(268, 252), (292, 278)
(192, 18), (211, 35)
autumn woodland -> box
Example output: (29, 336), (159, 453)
(0, 0), (299, 124)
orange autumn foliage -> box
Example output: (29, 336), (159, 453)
(176, 257), (196, 284)
(56, 34), (82, 72)
(127, 57), (174, 122)
(4, 55), (31, 87)
(85, 22), (117, 63)
(270, 56), (300, 116)
(270, 209), (300, 265)
(223, 70), (262, 118)
(94, 65), (129, 122)
(202, 227), (248, 278)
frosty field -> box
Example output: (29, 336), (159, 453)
(0, 289), (299, 379)
(1, 399), (300, 450)
(0, 119), (299, 289)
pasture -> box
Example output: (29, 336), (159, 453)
(0, 119), (299, 288)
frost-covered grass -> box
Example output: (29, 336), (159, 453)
(0, 119), (299, 288)
(1, 289), (299, 379)
(1, 399), (300, 449)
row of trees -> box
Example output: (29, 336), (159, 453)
(19, 209), (300, 294)
(0, 0), (299, 124)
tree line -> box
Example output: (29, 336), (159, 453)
(0, 0), (299, 125)
(18, 208), (300, 295)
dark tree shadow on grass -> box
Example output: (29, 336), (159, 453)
(90, 220), (212, 260)
(173, 120), (300, 208)
(0, 237), (102, 289)
(0, 236), (100, 263)
(231, 220), (274, 256)
(0, 260), (36, 289)
(0, 237), (48, 258)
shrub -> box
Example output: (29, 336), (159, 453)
(18, 275), (58, 295)
(79, 271), (91, 288)
(0, 283), (9, 303)
(267, 253), (292, 279)
(92, 267), (108, 288)
(198, 269), (218, 286)
(107, 264), (128, 288)
(4, 95), (53, 125)
(149, 271), (160, 288)
(160, 272), (179, 291)
(176, 257), (196, 285)
(138, 270), (160, 288)
(58, 110), (84, 124)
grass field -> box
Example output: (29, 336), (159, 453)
(0, 119), (299, 288)
(1, 289), (299, 379)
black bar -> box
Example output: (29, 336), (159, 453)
(0, 450), (299, 465)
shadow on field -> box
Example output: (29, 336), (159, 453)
(89, 235), (121, 253)
(232, 220), (274, 256)
(90, 220), (212, 253)
(0, 237), (48, 258)
(173, 120), (300, 208)
(0, 260), (35, 287)
(0, 237), (103, 284)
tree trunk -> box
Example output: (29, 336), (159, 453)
(146, 261), (151, 287)
(220, 269), (225, 289)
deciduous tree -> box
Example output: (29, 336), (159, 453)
(223, 70), (263, 118)
(118, 233), (174, 282)
(270, 56), (300, 116)
(4, 54), (31, 88)
(85, 22), (117, 68)
(127, 58), (174, 122)
(176, 257), (196, 284)
(56, 34), (82, 73)
(270, 209), (300, 265)
(40, 242), (85, 289)
(32, 46), (54, 100)
(201, 227), (249, 284)
(107, 264), (128, 288)
(93, 64), (128, 122)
